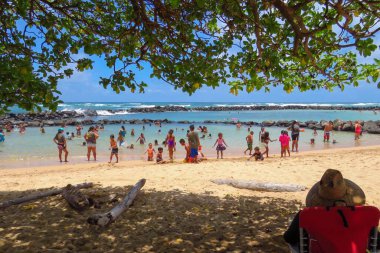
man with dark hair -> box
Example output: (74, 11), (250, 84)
(188, 125), (200, 163)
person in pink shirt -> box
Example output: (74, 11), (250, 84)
(279, 130), (291, 157)
(213, 132), (228, 159)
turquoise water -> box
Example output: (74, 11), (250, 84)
(2, 102), (379, 168)
(1, 123), (379, 168)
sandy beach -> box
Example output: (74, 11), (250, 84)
(1, 145), (379, 252)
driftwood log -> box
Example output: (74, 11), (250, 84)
(0, 182), (93, 209)
(62, 184), (94, 211)
(211, 179), (306, 192)
(87, 179), (146, 227)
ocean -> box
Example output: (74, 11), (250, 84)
(1, 102), (379, 168)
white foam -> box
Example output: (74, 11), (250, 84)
(133, 105), (155, 108)
(114, 111), (132, 115)
(96, 110), (114, 116)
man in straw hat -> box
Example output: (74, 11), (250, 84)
(284, 169), (379, 250)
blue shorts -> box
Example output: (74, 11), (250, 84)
(190, 148), (198, 158)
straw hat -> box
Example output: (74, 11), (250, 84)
(306, 169), (365, 207)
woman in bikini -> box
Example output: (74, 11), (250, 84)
(53, 128), (68, 162)
(84, 126), (98, 161)
(165, 129), (176, 162)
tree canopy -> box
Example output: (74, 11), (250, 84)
(1, 0), (379, 112)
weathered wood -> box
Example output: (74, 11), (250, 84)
(87, 179), (146, 226)
(0, 182), (93, 209)
(211, 179), (306, 192)
(62, 184), (92, 211)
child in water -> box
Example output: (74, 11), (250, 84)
(117, 132), (124, 146)
(248, 147), (264, 161)
(136, 133), (146, 145)
(109, 134), (119, 163)
(179, 139), (190, 162)
(126, 143), (134, 149)
(261, 131), (276, 158)
(156, 147), (167, 164)
(311, 127), (318, 144)
(213, 133), (228, 159)
(144, 143), (155, 161)
(154, 139), (158, 146)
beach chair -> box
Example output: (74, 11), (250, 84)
(298, 206), (380, 253)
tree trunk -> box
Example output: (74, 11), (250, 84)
(0, 182), (93, 209)
(87, 179), (146, 227)
(211, 179), (306, 192)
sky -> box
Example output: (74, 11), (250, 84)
(58, 34), (380, 104)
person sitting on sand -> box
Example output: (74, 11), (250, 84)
(136, 133), (146, 145)
(53, 128), (68, 162)
(248, 146), (264, 161)
(156, 147), (167, 164)
(144, 143), (155, 161)
(323, 121), (333, 142)
(109, 134), (118, 163)
(354, 121), (362, 141)
(179, 138), (190, 162)
(213, 132), (228, 159)
(283, 169), (380, 251)
(244, 131), (254, 155)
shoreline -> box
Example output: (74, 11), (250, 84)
(1, 140), (380, 169)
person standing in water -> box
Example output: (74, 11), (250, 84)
(188, 125), (200, 163)
(244, 131), (254, 155)
(165, 129), (176, 162)
(323, 121), (333, 142)
(354, 121), (362, 141)
(53, 128), (68, 162)
(289, 121), (300, 152)
(84, 126), (99, 161)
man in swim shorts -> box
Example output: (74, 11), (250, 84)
(323, 121), (333, 142)
(187, 125), (200, 163)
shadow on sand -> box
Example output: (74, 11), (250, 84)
(0, 185), (302, 253)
